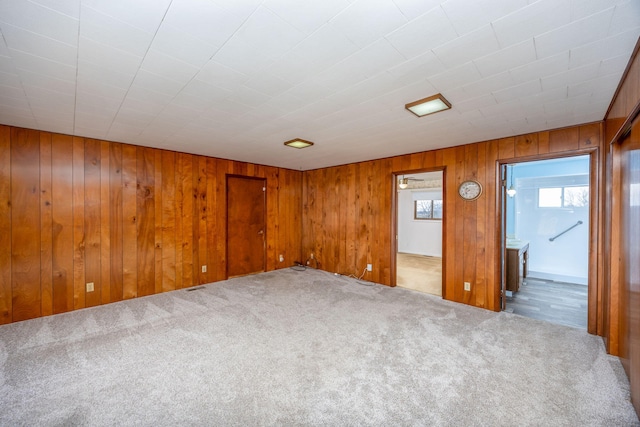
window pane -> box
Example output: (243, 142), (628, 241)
(433, 200), (443, 219)
(538, 187), (562, 207)
(563, 186), (589, 207)
(415, 200), (432, 219)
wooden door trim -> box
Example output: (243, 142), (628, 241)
(391, 167), (446, 299)
(496, 147), (600, 334)
(225, 174), (267, 279)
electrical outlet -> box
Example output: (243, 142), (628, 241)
(279, 254), (284, 262)
(464, 281), (471, 291)
(367, 263), (372, 272)
(201, 265), (207, 273)
(86, 282), (94, 292)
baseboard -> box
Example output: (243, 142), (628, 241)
(527, 270), (587, 286)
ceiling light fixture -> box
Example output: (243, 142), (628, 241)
(399, 176), (409, 189)
(284, 138), (314, 149)
(405, 93), (452, 117)
(507, 165), (517, 197)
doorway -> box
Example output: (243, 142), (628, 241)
(501, 156), (591, 329)
(226, 175), (266, 278)
(394, 170), (444, 296)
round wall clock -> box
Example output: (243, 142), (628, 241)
(458, 180), (482, 200)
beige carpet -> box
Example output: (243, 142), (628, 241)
(396, 252), (442, 296)
(0, 268), (637, 426)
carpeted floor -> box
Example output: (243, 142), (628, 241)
(0, 268), (637, 426)
(396, 252), (442, 296)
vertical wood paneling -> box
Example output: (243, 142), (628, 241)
(72, 137), (85, 310)
(40, 132), (53, 316)
(196, 156), (207, 284)
(181, 153), (194, 288)
(109, 143), (123, 302)
(1, 125), (303, 324)
(154, 150), (163, 294)
(84, 139), (101, 308)
(301, 124), (602, 312)
(11, 128), (41, 321)
(51, 134), (74, 314)
(122, 144), (137, 299)
(162, 150), (176, 292)
(136, 147), (155, 297)
(0, 126), (11, 324)
(100, 141), (111, 305)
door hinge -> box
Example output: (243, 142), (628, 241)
(263, 187), (266, 192)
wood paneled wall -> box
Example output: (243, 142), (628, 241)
(302, 123), (602, 313)
(0, 124), (302, 324)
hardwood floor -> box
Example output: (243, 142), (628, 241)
(505, 277), (587, 329)
(396, 253), (442, 296)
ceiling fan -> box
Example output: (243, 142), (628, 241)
(398, 176), (424, 189)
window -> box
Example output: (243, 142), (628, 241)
(414, 199), (443, 220)
(538, 185), (589, 208)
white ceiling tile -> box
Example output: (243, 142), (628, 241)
(285, 81), (332, 101)
(263, 0), (351, 34)
(209, 0), (263, 21)
(79, 36), (142, 76)
(30, 0), (80, 19)
(263, 92), (311, 113)
(76, 62), (130, 92)
(0, 70), (22, 88)
(351, 38), (407, 77)
(212, 37), (275, 76)
(150, 24), (217, 68)
(140, 49), (199, 85)
(0, 82), (26, 99)
(492, 79), (541, 103)
(227, 86), (271, 108)
(433, 25), (500, 68)
(243, 73), (294, 97)
(427, 62), (482, 92)
(74, 110), (115, 129)
(163, 0), (244, 48)
(181, 79), (232, 102)
(80, 5), (153, 57)
(232, 6), (307, 59)
(492, 0), (571, 48)
(391, 0), (440, 20)
(387, 51), (446, 85)
(608, 1), (640, 36)
(509, 52), (569, 84)
(330, 0), (408, 47)
(442, 0), (528, 35)
(569, 29), (640, 69)
(129, 70), (184, 99)
(9, 51), (77, 84)
(454, 93), (497, 113)
(598, 54), (632, 77)
(0, 0), (79, 45)
(291, 24), (360, 70)
(534, 8), (613, 59)
(385, 6), (458, 59)
(82, 0), (170, 34)
(2, 24), (77, 66)
(567, 72), (621, 99)
(263, 52), (319, 85)
(195, 60), (247, 90)
(75, 93), (122, 116)
(119, 94), (167, 116)
(541, 62), (600, 91)
(474, 38), (536, 78)
(113, 107), (155, 127)
(125, 84), (175, 107)
(15, 68), (75, 95)
(462, 71), (514, 99)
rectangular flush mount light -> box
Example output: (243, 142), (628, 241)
(405, 93), (451, 117)
(284, 138), (314, 149)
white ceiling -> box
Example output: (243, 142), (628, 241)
(0, 0), (638, 171)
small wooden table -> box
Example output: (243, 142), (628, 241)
(506, 241), (529, 293)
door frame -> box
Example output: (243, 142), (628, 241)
(225, 174), (267, 279)
(391, 167), (446, 298)
(497, 148), (600, 334)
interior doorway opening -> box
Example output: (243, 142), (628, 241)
(394, 170), (444, 297)
(500, 155), (591, 329)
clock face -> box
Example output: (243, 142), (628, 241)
(458, 180), (482, 200)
